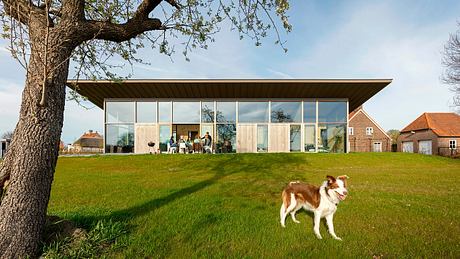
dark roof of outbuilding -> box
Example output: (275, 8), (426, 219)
(66, 79), (392, 111)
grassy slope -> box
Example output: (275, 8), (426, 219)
(49, 153), (460, 258)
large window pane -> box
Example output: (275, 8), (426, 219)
(136, 102), (156, 123)
(303, 101), (316, 123)
(106, 102), (134, 123)
(159, 102), (172, 123)
(305, 125), (316, 152)
(257, 125), (268, 152)
(318, 124), (346, 153)
(201, 102), (215, 123)
(216, 124), (236, 153)
(216, 102), (236, 123)
(239, 102), (269, 123)
(271, 102), (302, 123)
(318, 101), (347, 122)
(159, 125), (171, 152)
(105, 124), (134, 153)
(173, 102), (200, 123)
(290, 125), (301, 152)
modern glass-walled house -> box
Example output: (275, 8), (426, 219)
(68, 79), (391, 154)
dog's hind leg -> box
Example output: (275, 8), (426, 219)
(280, 193), (297, 227)
(325, 213), (342, 241)
(290, 205), (301, 224)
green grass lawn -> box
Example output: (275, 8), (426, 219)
(48, 153), (460, 258)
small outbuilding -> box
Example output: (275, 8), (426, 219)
(398, 112), (460, 157)
(348, 106), (391, 152)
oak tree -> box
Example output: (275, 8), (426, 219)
(0, 0), (291, 257)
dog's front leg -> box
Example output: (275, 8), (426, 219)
(325, 213), (342, 241)
(313, 212), (322, 239)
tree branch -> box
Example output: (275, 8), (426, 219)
(2, 0), (48, 25)
(83, 0), (170, 43)
(86, 18), (163, 43)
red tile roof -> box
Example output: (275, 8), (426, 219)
(401, 113), (460, 137)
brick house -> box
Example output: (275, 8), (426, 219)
(398, 112), (460, 156)
(73, 130), (104, 153)
(348, 106), (391, 152)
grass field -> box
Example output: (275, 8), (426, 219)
(47, 153), (460, 258)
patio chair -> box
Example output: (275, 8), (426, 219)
(179, 143), (187, 154)
(167, 143), (177, 154)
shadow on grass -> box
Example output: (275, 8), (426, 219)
(67, 153), (304, 228)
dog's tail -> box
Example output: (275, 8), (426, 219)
(281, 189), (291, 210)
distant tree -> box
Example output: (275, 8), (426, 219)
(0, 0), (292, 256)
(387, 129), (400, 145)
(1, 131), (13, 139)
(442, 23), (460, 108)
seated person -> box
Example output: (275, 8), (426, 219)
(202, 134), (212, 153)
(169, 136), (177, 148)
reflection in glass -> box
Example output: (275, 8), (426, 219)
(216, 102), (236, 123)
(318, 124), (346, 153)
(106, 102), (134, 123)
(318, 101), (347, 122)
(271, 102), (302, 123)
(238, 102), (269, 123)
(303, 101), (316, 123)
(257, 125), (268, 152)
(159, 125), (171, 152)
(304, 125), (316, 152)
(290, 125), (301, 152)
(216, 124), (236, 153)
(105, 124), (134, 153)
(173, 102), (200, 123)
(159, 102), (172, 123)
(201, 102), (215, 123)
(136, 102), (156, 123)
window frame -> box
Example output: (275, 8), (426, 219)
(449, 140), (457, 149)
(366, 127), (373, 136)
(348, 127), (354, 136)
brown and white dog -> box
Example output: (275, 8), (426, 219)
(280, 175), (349, 240)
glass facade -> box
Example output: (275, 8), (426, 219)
(303, 101), (316, 123)
(216, 102), (236, 123)
(304, 124), (316, 152)
(216, 124), (236, 153)
(106, 102), (134, 123)
(271, 102), (302, 123)
(290, 125), (302, 152)
(318, 101), (347, 123)
(159, 102), (172, 123)
(137, 102), (156, 123)
(238, 102), (269, 123)
(201, 102), (214, 123)
(105, 124), (134, 153)
(173, 102), (200, 123)
(104, 99), (348, 154)
(159, 125), (171, 152)
(257, 125), (268, 152)
(318, 124), (346, 153)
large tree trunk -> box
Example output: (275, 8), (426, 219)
(0, 21), (72, 257)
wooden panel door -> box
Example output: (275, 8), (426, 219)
(237, 124), (257, 153)
(135, 124), (158, 154)
(269, 124), (289, 152)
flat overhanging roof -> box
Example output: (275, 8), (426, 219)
(66, 79), (392, 111)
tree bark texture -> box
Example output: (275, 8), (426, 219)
(0, 20), (72, 258)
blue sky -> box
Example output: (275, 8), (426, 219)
(1, 0), (459, 143)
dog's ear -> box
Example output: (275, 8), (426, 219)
(337, 175), (349, 187)
(326, 175), (336, 185)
